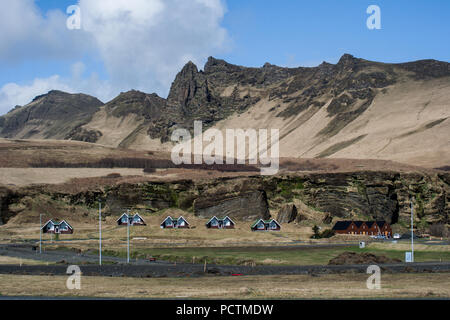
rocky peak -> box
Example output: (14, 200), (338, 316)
(338, 53), (356, 62)
(106, 89), (166, 119)
(113, 90), (148, 102)
(203, 56), (243, 75)
(336, 53), (362, 69)
(32, 90), (70, 102)
(397, 59), (450, 79)
(179, 61), (199, 77)
(167, 60), (208, 110)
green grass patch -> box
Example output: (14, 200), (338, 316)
(90, 245), (450, 266)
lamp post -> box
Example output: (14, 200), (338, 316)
(410, 196), (414, 262)
(127, 209), (130, 264)
(39, 214), (43, 254)
(99, 199), (102, 266)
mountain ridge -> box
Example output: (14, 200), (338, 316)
(0, 54), (449, 167)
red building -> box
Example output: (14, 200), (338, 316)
(332, 220), (392, 237)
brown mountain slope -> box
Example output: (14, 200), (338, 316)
(0, 90), (104, 141)
(212, 68), (450, 168)
(0, 54), (449, 167)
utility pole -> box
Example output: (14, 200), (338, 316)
(127, 209), (130, 264)
(410, 196), (414, 262)
(99, 199), (102, 266)
(39, 213), (43, 254)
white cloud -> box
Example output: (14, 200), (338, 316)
(0, 64), (117, 114)
(0, 0), (230, 115)
(0, 0), (93, 63)
(79, 0), (229, 94)
(0, 76), (69, 113)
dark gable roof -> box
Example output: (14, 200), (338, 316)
(333, 220), (388, 230)
(60, 220), (73, 229)
(117, 213), (129, 222)
(207, 216), (236, 225)
(366, 221), (387, 228)
(177, 216), (189, 224)
(251, 219), (265, 228)
(160, 216), (174, 225)
(41, 219), (73, 229)
(132, 213), (145, 221)
(353, 221), (365, 228)
(373, 221), (387, 230)
(332, 221), (354, 230)
(161, 216), (189, 225)
(223, 216), (235, 224)
(251, 219), (280, 229)
(269, 219), (281, 227)
(365, 221), (375, 228)
(206, 216), (219, 224)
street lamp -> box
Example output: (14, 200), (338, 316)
(410, 196), (414, 262)
(99, 199), (102, 266)
(127, 209), (130, 264)
(39, 213), (43, 254)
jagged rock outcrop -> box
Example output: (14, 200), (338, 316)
(194, 190), (270, 221)
(65, 127), (103, 143)
(322, 213), (333, 224)
(0, 187), (21, 225)
(277, 204), (298, 223)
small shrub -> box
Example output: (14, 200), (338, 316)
(311, 225), (335, 239)
(311, 225), (321, 239)
(319, 229), (335, 238)
(105, 173), (121, 178)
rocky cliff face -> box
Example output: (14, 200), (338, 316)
(1, 171), (448, 227)
(277, 204), (298, 223)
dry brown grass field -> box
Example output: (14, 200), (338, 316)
(0, 138), (440, 189)
(0, 208), (318, 246)
(1, 208), (449, 266)
(0, 256), (52, 265)
(0, 273), (448, 299)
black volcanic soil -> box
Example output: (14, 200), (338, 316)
(328, 252), (402, 265)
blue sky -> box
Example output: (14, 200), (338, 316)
(222, 0), (450, 66)
(0, 0), (449, 115)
